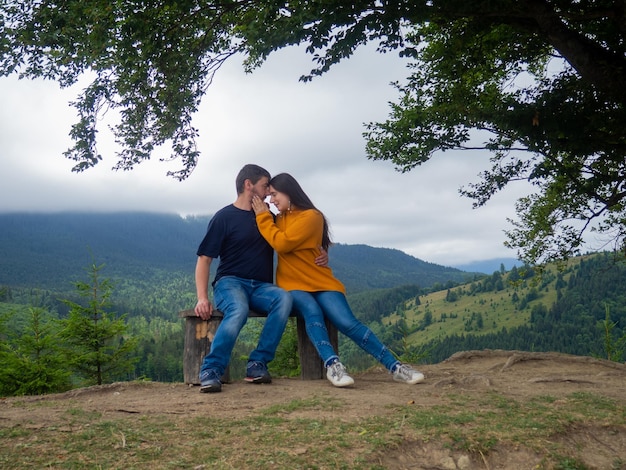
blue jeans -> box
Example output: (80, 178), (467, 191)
(291, 290), (399, 372)
(200, 276), (292, 377)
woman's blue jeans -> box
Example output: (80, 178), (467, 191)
(291, 290), (399, 372)
(200, 276), (292, 377)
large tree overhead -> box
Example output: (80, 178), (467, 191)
(1, 1), (625, 264)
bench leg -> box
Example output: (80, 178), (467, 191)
(182, 316), (233, 384)
(182, 316), (218, 385)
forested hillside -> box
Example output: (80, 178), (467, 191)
(365, 252), (626, 365)
(0, 211), (476, 392)
(3, 213), (622, 396)
(2, 247), (624, 393)
(330, 243), (473, 292)
(0, 212), (473, 295)
(0, 212), (208, 290)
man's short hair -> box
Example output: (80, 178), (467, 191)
(236, 164), (271, 194)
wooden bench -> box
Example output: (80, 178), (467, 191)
(179, 309), (338, 384)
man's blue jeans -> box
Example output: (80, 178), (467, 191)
(200, 276), (292, 378)
(291, 290), (399, 372)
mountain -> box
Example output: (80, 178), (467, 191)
(0, 212), (476, 294)
(451, 258), (523, 274)
(329, 243), (473, 292)
(0, 212), (208, 290)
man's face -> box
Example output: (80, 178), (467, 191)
(250, 176), (270, 199)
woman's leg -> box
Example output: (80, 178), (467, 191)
(314, 291), (400, 372)
(291, 290), (339, 366)
(292, 290), (354, 387)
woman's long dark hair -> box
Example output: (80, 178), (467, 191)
(269, 173), (332, 251)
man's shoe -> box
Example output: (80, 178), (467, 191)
(326, 360), (354, 387)
(244, 361), (272, 384)
(392, 363), (425, 384)
(199, 369), (222, 393)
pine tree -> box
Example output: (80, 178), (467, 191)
(59, 263), (138, 386)
(0, 308), (72, 396)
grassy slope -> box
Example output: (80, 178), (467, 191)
(382, 259), (580, 348)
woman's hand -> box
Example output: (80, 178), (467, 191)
(251, 195), (270, 215)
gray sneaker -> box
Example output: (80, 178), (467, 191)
(326, 361), (354, 387)
(392, 364), (425, 384)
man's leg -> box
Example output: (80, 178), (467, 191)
(245, 281), (292, 382)
(199, 277), (250, 391)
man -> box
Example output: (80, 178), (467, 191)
(195, 164), (326, 393)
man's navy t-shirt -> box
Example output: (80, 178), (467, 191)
(197, 204), (274, 286)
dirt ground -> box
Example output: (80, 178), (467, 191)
(2, 349), (626, 469)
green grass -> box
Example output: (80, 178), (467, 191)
(1, 390), (624, 469)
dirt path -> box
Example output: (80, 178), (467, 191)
(2, 350), (626, 469)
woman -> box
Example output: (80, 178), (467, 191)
(251, 173), (424, 387)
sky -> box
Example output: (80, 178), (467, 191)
(0, 45), (532, 267)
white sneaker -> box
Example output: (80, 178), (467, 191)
(393, 364), (425, 384)
(326, 361), (354, 387)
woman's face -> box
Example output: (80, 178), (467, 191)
(268, 185), (290, 212)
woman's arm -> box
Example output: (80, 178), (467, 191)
(252, 200), (323, 253)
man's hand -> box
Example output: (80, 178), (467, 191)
(195, 299), (214, 320)
(315, 247), (329, 267)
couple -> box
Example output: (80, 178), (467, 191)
(194, 164), (425, 393)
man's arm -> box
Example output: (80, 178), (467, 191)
(315, 247), (329, 267)
(195, 255), (214, 320)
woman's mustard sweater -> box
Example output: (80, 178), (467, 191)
(255, 209), (346, 294)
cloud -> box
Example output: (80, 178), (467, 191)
(0, 45), (528, 265)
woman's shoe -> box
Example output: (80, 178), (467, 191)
(326, 360), (354, 387)
(392, 363), (425, 384)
